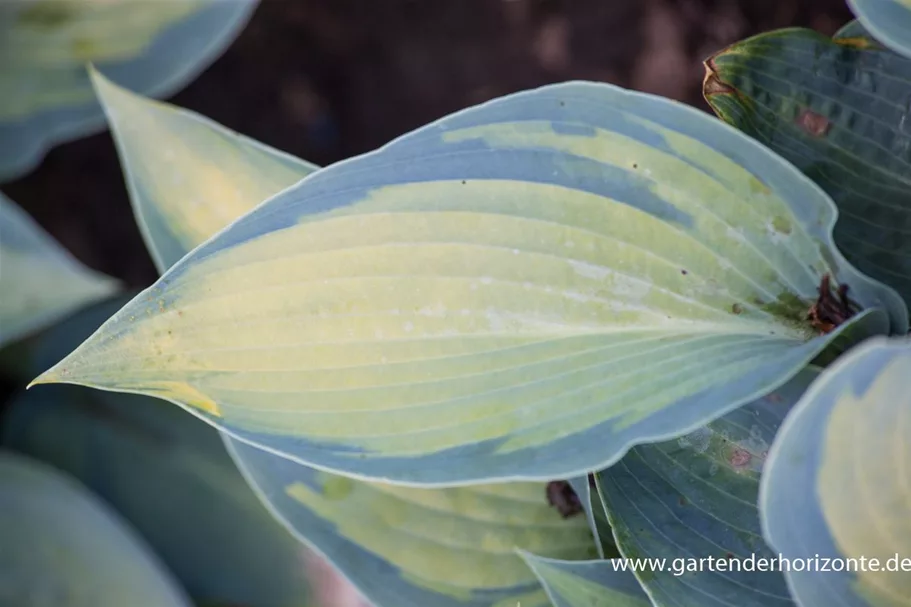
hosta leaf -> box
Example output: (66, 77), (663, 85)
(703, 28), (911, 311)
(0, 192), (119, 348)
(568, 475), (618, 559)
(0, 0), (256, 181)
(597, 368), (819, 607)
(89, 68), (317, 273)
(31, 80), (906, 485)
(759, 337), (911, 607)
(2, 296), (314, 607)
(517, 552), (652, 607)
(82, 78), (593, 607)
(847, 0), (911, 60)
(0, 450), (191, 607)
(228, 437), (597, 607)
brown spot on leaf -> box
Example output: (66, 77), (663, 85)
(731, 303), (743, 315)
(546, 481), (583, 519)
(807, 274), (860, 335)
(729, 448), (752, 468)
(796, 109), (830, 137)
(702, 57), (737, 97)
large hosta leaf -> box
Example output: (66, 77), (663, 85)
(759, 337), (911, 607)
(89, 68), (317, 273)
(68, 77), (597, 607)
(517, 552), (651, 607)
(31, 80), (906, 485)
(0, 0), (256, 181)
(2, 296), (314, 607)
(703, 27), (911, 312)
(0, 192), (119, 348)
(847, 0), (911, 60)
(0, 450), (191, 607)
(596, 368), (817, 607)
(229, 438), (596, 607)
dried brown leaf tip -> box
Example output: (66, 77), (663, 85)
(702, 57), (736, 97)
(796, 109), (830, 137)
(546, 480), (583, 519)
(807, 274), (860, 334)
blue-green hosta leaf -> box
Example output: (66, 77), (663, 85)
(80, 78), (595, 607)
(0, 0), (257, 181)
(31, 80), (906, 485)
(568, 475), (618, 559)
(2, 296), (314, 607)
(847, 0), (911, 59)
(703, 28), (911, 310)
(0, 450), (191, 607)
(597, 368), (819, 607)
(88, 68), (317, 273)
(759, 337), (911, 607)
(517, 552), (652, 607)
(0, 192), (119, 348)
(228, 438), (597, 607)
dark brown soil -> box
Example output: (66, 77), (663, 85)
(2, 0), (854, 289)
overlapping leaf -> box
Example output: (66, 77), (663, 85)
(89, 68), (317, 273)
(2, 295), (314, 607)
(833, 19), (887, 49)
(597, 368), (819, 607)
(0, 192), (120, 348)
(518, 552), (652, 607)
(568, 475), (618, 559)
(847, 0), (911, 60)
(0, 0), (256, 181)
(0, 450), (191, 607)
(230, 438), (597, 607)
(703, 27), (911, 312)
(59, 77), (597, 607)
(30, 80), (906, 485)
(759, 337), (911, 607)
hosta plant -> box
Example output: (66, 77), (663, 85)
(0, 0), (257, 182)
(4, 8), (911, 607)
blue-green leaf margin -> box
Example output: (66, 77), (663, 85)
(759, 336), (911, 607)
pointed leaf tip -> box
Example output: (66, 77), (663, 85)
(0, 193), (121, 348)
(92, 66), (317, 273)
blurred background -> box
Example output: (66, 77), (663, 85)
(3, 0), (854, 291)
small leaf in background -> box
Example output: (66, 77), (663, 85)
(2, 295), (314, 607)
(759, 336), (911, 607)
(0, 191), (119, 348)
(517, 552), (652, 607)
(0, 0), (258, 182)
(703, 27), (911, 313)
(89, 68), (317, 273)
(228, 438), (597, 607)
(30, 80), (905, 485)
(0, 450), (191, 607)
(846, 0), (911, 60)
(596, 368), (819, 607)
